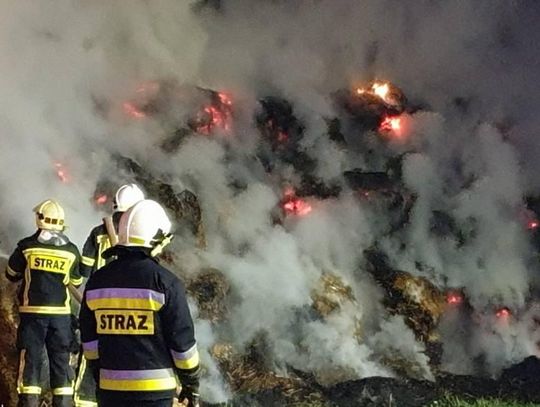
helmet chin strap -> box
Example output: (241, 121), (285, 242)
(150, 233), (174, 257)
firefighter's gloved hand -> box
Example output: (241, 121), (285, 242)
(178, 384), (200, 407)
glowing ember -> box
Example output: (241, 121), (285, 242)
(277, 131), (289, 143)
(217, 92), (232, 106)
(446, 292), (463, 305)
(379, 116), (402, 134)
(283, 187), (295, 197)
(95, 194), (108, 205)
(123, 102), (147, 119)
(528, 220), (539, 230)
(496, 307), (511, 319)
(135, 81), (160, 95)
(54, 162), (69, 183)
(195, 104), (232, 134)
(283, 198), (312, 216)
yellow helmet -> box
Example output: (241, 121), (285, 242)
(33, 199), (65, 231)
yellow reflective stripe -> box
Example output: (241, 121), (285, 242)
(87, 298), (163, 311)
(70, 277), (83, 286)
(96, 235), (111, 270)
(74, 357), (86, 394)
(17, 350), (26, 391)
(19, 305), (71, 314)
(174, 351), (200, 370)
(22, 247), (77, 263)
(6, 265), (19, 277)
(128, 236), (147, 245)
(83, 350), (99, 361)
(81, 256), (96, 267)
(74, 361), (99, 406)
(100, 377), (177, 391)
(23, 265), (31, 306)
(18, 386), (42, 394)
(75, 400), (98, 407)
(53, 386), (74, 395)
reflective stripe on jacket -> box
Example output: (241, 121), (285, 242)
(6, 231), (82, 314)
(79, 247), (199, 400)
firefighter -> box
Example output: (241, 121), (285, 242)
(79, 200), (200, 407)
(75, 183), (145, 407)
(5, 199), (83, 407)
(80, 183), (145, 276)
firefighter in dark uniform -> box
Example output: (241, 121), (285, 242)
(80, 184), (145, 276)
(79, 199), (200, 407)
(5, 199), (83, 407)
(75, 184), (145, 407)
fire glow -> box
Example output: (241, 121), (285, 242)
(379, 115), (402, 135)
(281, 189), (312, 217)
(54, 162), (69, 183)
(123, 102), (147, 119)
(356, 81), (397, 106)
(496, 307), (511, 319)
(95, 194), (108, 205)
(283, 198), (312, 216)
(194, 92), (233, 135)
(446, 292), (463, 305)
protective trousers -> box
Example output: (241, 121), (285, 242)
(74, 352), (97, 407)
(17, 315), (74, 407)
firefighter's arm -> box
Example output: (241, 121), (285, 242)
(5, 244), (25, 282)
(79, 288), (100, 380)
(162, 278), (200, 404)
(69, 247), (83, 287)
(80, 231), (97, 278)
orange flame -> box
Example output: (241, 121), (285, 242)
(356, 81), (396, 105)
(372, 82), (390, 101)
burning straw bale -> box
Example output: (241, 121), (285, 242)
(211, 338), (324, 404)
(114, 155), (207, 248)
(186, 268), (230, 323)
(364, 250), (446, 349)
(332, 80), (408, 135)
(310, 273), (356, 318)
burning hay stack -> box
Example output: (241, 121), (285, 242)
(363, 249), (447, 367)
(0, 1), (538, 403)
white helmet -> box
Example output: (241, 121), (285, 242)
(118, 199), (172, 248)
(114, 183), (145, 212)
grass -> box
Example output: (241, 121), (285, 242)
(428, 396), (540, 407)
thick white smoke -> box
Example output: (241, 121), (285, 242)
(1, 0), (540, 402)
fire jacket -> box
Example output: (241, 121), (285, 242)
(80, 212), (122, 277)
(79, 246), (200, 401)
(5, 230), (82, 314)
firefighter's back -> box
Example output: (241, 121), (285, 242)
(83, 248), (182, 402)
